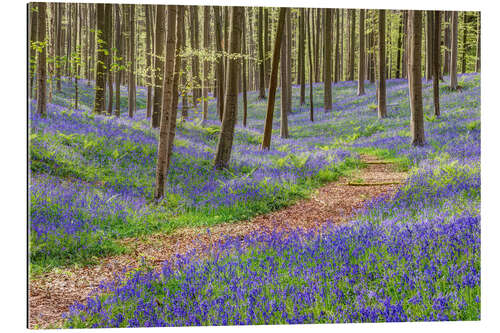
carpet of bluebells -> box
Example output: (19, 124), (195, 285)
(29, 73), (480, 326)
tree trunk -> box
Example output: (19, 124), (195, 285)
(461, 12), (468, 74)
(145, 5), (153, 118)
(105, 4), (113, 115)
(190, 6), (200, 108)
(358, 9), (365, 95)
(127, 5), (136, 118)
(114, 4), (122, 117)
(214, 6), (225, 120)
(261, 8), (287, 150)
(323, 8), (333, 111)
(29, 4), (38, 99)
(307, 8), (314, 122)
(402, 10), (408, 79)
(36, 2), (47, 116)
(443, 11), (451, 76)
(408, 10), (425, 146)
(299, 8), (306, 105)
(348, 9), (356, 81)
(280, 9), (290, 138)
(202, 6), (211, 124)
(432, 11), (441, 117)
(475, 13), (480, 72)
(450, 11), (458, 89)
(395, 11), (403, 78)
(214, 6), (244, 170)
(425, 11), (433, 81)
(151, 5), (165, 128)
(334, 9), (340, 83)
(377, 10), (387, 119)
(165, 5), (185, 172)
(258, 7), (266, 99)
(242, 7), (248, 128)
(264, 8), (270, 88)
(92, 4), (107, 114)
(154, 5), (177, 200)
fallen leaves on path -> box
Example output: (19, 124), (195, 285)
(28, 155), (406, 328)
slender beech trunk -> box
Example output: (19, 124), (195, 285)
(377, 9), (387, 118)
(151, 5), (165, 127)
(214, 6), (225, 120)
(432, 11), (441, 117)
(299, 8), (306, 105)
(165, 5), (185, 172)
(334, 9), (340, 83)
(93, 4), (107, 114)
(202, 6), (210, 124)
(29, 4), (37, 99)
(475, 14), (480, 72)
(258, 7), (266, 99)
(36, 2), (47, 116)
(105, 4), (113, 115)
(154, 5), (177, 200)
(242, 7), (248, 128)
(443, 11), (451, 76)
(307, 8), (314, 121)
(190, 6), (200, 107)
(114, 5), (121, 117)
(145, 5), (153, 118)
(127, 5), (136, 118)
(450, 11), (458, 89)
(425, 11), (433, 81)
(280, 9), (289, 138)
(214, 6), (244, 170)
(358, 9), (366, 96)
(261, 8), (287, 150)
(461, 12), (468, 74)
(323, 8), (332, 111)
(408, 10), (425, 146)
(395, 12), (403, 78)
(348, 9), (355, 81)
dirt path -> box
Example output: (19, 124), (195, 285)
(28, 155), (407, 328)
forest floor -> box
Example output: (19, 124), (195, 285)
(28, 154), (406, 328)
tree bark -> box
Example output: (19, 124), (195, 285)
(475, 13), (480, 72)
(145, 5), (153, 118)
(377, 10), (387, 119)
(202, 6), (211, 124)
(408, 10), (425, 146)
(105, 4), (113, 115)
(323, 8), (333, 111)
(425, 11), (433, 81)
(348, 9), (356, 81)
(261, 8), (287, 150)
(357, 9), (365, 95)
(432, 11), (441, 117)
(36, 2), (47, 116)
(280, 9), (290, 138)
(443, 11), (450, 76)
(307, 8), (314, 121)
(334, 9), (340, 83)
(461, 12), (468, 74)
(114, 4), (122, 117)
(258, 7), (266, 99)
(214, 6), (225, 120)
(127, 4), (136, 118)
(450, 11), (458, 89)
(151, 5), (165, 128)
(242, 7), (248, 128)
(214, 6), (244, 170)
(395, 11), (403, 78)
(190, 6), (200, 107)
(92, 4), (107, 114)
(299, 8), (306, 105)
(154, 5), (177, 200)
(29, 4), (38, 99)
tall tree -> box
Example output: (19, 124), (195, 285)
(408, 10), (425, 146)
(202, 6), (211, 124)
(334, 9), (340, 83)
(151, 5), (165, 128)
(214, 6), (225, 120)
(92, 3), (108, 114)
(323, 8), (333, 111)
(377, 9), (387, 118)
(348, 9), (356, 81)
(258, 7), (266, 99)
(36, 2), (47, 116)
(214, 6), (244, 170)
(443, 11), (451, 76)
(145, 5), (153, 118)
(105, 4), (113, 115)
(165, 5), (185, 172)
(127, 5), (136, 117)
(261, 8), (287, 150)
(242, 7), (248, 128)
(154, 5), (177, 200)
(190, 6), (201, 107)
(357, 9), (366, 96)
(432, 11), (441, 117)
(475, 13), (480, 72)
(460, 12), (468, 74)
(425, 11), (433, 81)
(299, 8), (306, 105)
(449, 11), (458, 90)
(280, 8), (290, 138)
(395, 11), (403, 78)
(114, 4), (122, 117)
(307, 8), (314, 122)
(29, 4), (38, 99)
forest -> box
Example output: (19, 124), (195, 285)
(28, 2), (480, 329)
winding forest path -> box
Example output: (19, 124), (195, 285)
(29, 154), (407, 328)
